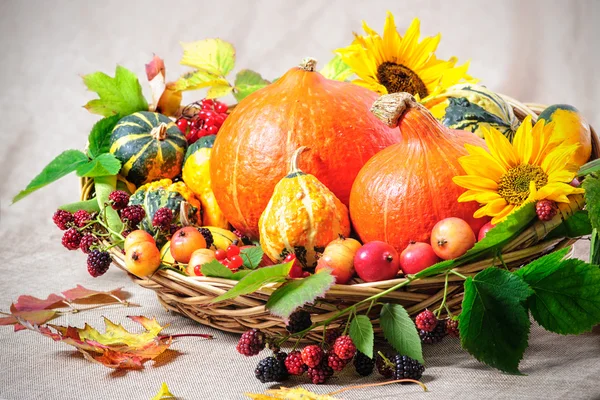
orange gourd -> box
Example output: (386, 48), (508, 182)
(349, 93), (488, 254)
(210, 58), (401, 239)
(259, 147), (351, 268)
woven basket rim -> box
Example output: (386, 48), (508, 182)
(78, 97), (599, 338)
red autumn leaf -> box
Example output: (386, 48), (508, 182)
(60, 285), (127, 304)
(0, 310), (59, 330)
(145, 55), (165, 81)
(145, 54), (182, 116)
(13, 293), (66, 311)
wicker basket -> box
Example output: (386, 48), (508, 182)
(80, 97), (600, 342)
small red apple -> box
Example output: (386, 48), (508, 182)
(353, 241), (400, 282)
(315, 242), (356, 284)
(477, 222), (496, 241)
(431, 218), (476, 260)
(170, 227), (207, 263)
(399, 241), (440, 275)
(327, 237), (362, 254)
(186, 248), (217, 276)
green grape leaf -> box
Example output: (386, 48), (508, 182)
(380, 304), (423, 364)
(87, 115), (121, 158)
(233, 69), (270, 102)
(240, 246), (264, 270)
(415, 202), (537, 278)
(460, 268), (533, 374)
(266, 270), (335, 319)
(515, 247), (600, 335)
(583, 176), (600, 230)
(349, 315), (374, 359)
(319, 55), (353, 81)
(545, 210), (592, 240)
(83, 65), (148, 117)
(173, 70), (225, 91)
(76, 153), (121, 178)
(206, 84), (233, 99)
(180, 39), (235, 77)
(13, 150), (89, 203)
(211, 261), (293, 303)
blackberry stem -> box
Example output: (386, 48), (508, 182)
(326, 379), (428, 395)
(449, 270), (468, 280)
(434, 272), (450, 319)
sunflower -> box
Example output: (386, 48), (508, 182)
(452, 116), (584, 224)
(335, 12), (476, 102)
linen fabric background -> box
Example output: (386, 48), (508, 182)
(1, 1), (599, 399)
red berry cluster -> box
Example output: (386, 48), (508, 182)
(176, 99), (228, 144)
(215, 244), (244, 271)
(414, 310), (458, 343)
(536, 199), (558, 221)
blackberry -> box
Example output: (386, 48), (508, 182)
(392, 354), (425, 381)
(286, 310), (312, 333)
(307, 360), (334, 384)
(446, 318), (460, 338)
(415, 309), (438, 333)
(152, 207), (173, 230)
(108, 190), (130, 210)
(324, 327), (341, 345)
(73, 210), (91, 228)
(255, 355), (288, 383)
(61, 228), (82, 250)
(376, 352), (395, 378)
(120, 205), (145, 228)
(333, 335), (356, 360)
(284, 351), (306, 376)
(301, 345), (324, 368)
(53, 210), (73, 230)
(87, 250), (111, 277)
(354, 351), (374, 376)
(169, 224), (179, 235)
(419, 320), (447, 344)
(79, 234), (99, 254)
(236, 329), (266, 356)
(327, 351), (348, 371)
(197, 227), (214, 248)
(536, 200), (557, 221)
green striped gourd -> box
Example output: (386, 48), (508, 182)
(110, 111), (187, 186)
(425, 84), (520, 141)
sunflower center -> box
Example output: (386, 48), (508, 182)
(497, 164), (548, 205)
(376, 61), (428, 98)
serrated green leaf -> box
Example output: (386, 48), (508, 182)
(201, 260), (234, 279)
(515, 247), (600, 335)
(83, 65), (148, 117)
(545, 210), (592, 240)
(13, 150), (89, 203)
(59, 198), (101, 213)
(76, 153), (121, 178)
(240, 246), (264, 269)
(583, 176), (600, 230)
(233, 69), (270, 102)
(180, 39), (235, 77)
(266, 270), (335, 319)
(87, 115), (121, 158)
(577, 158), (600, 176)
(349, 315), (374, 359)
(211, 261), (293, 303)
(206, 84), (233, 99)
(319, 55), (353, 81)
(415, 202), (537, 278)
(380, 304), (423, 364)
(591, 229), (600, 265)
(460, 268), (533, 374)
(173, 70), (225, 91)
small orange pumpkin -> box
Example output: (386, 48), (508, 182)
(349, 93), (488, 254)
(259, 147), (351, 268)
(210, 58), (401, 239)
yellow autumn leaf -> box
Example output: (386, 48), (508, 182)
(152, 382), (175, 400)
(77, 316), (166, 348)
(206, 84), (234, 99)
(246, 387), (338, 400)
(180, 39), (235, 77)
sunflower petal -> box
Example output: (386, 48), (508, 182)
(512, 116), (534, 165)
(452, 175), (498, 191)
(483, 126), (519, 169)
(382, 12), (402, 62)
(458, 155), (505, 182)
(542, 144), (580, 175)
(491, 204), (516, 224)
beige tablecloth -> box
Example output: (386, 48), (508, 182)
(1, 1), (599, 399)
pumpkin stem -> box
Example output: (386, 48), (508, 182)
(370, 92), (421, 128)
(289, 146), (308, 174)
(150, 123), (169, 141)
(299, 57), (318, 72)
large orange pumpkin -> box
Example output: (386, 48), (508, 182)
(349, 92), (488, 254)
(210, 58), (401, 238)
